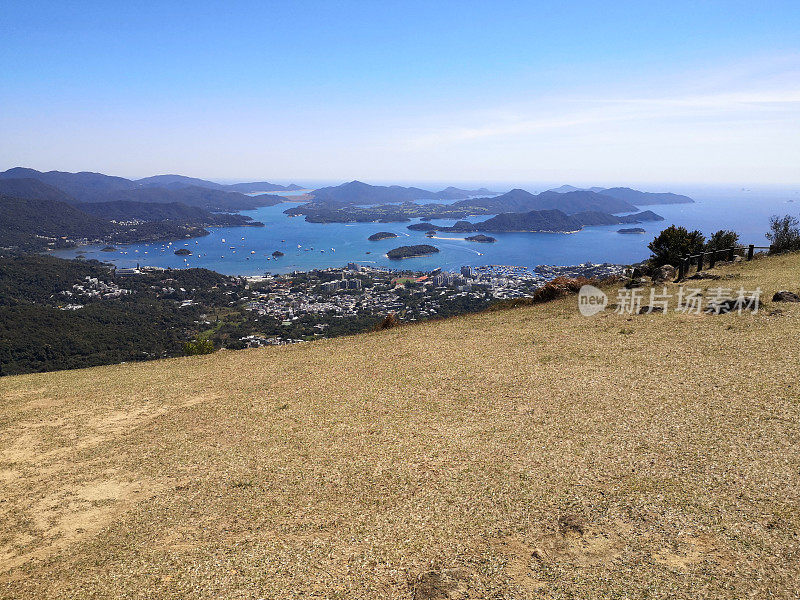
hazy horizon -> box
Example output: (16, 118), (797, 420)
(3, 1), (800, 184)
(4, 167), (800, 194)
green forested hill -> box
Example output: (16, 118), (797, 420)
(0, 194), (116, 250)
(75, 200), (259, 226)
(0, 177), (77, 203)
(0, 255), (236, 375)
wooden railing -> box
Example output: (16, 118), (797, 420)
(676, 245), (772, 279)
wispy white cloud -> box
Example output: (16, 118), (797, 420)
(406, 87), (800, 148)
(402, 53), (800, 151)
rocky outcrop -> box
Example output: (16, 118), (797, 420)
(772, 290), (800, 302)
(653, 264), (676, 282)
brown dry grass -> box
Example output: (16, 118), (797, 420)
(1, 253), (799, 599)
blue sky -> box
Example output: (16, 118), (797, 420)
(2, 1), (799, 184)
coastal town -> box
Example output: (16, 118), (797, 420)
(237, 261), (627, 346)
(5, 252), (629, 375)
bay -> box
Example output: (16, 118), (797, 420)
(52, 185), (799, 275)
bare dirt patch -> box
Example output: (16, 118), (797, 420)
(652, 533), (735, 572)
(2, 477), (162, 572)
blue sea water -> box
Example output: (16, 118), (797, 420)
(52, 185), (800, 275)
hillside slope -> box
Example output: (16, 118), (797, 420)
(0, 167), (137, 200)
(0, 178), (77, 203)
(75, 200), (259, 227)
(0, 168), (287, 209)
(91, 186), (285, 211)
(0, 194), (117, 250)
(1, 255), (799, 598)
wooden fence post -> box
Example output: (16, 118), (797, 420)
(678, 257), (685, 280)
(747, 244), (754, 260)
(727, 247), (735, 261)
(709, 250), (717, 269)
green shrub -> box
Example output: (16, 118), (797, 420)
(766, 215), (800, 254)
(648, 226), (705, 267)
(705, 230), (740, 253)
(182, 339), (215, 356)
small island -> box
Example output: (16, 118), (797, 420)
(617, 227), (646, 234)
(465, 234), (496, 243)
(101, 246), (117, 252)
(386, 244), (440, 260)
(174, 248), (192, 255)
(272, 250), (284, 257)
(368, 231), (398, 241)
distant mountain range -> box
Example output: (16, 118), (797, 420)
(309, 180), (498, 204)
(136, 174), (302, 193)
(435, 186), (497, 200)
(285, 189), (675, 224)
(297, 182), (693, 222)
(306, 181), (693, 212)
(0, 173), (266, 253)
(453, 189), (638, 214)
(0, 168), (139, 201)
(0, 168), (302, 207)
(548, 185), (608, 194)
(547, 185), (694, 205)
(594, 187), (694, 205)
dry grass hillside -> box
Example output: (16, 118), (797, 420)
(1, 253), (799, 599)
